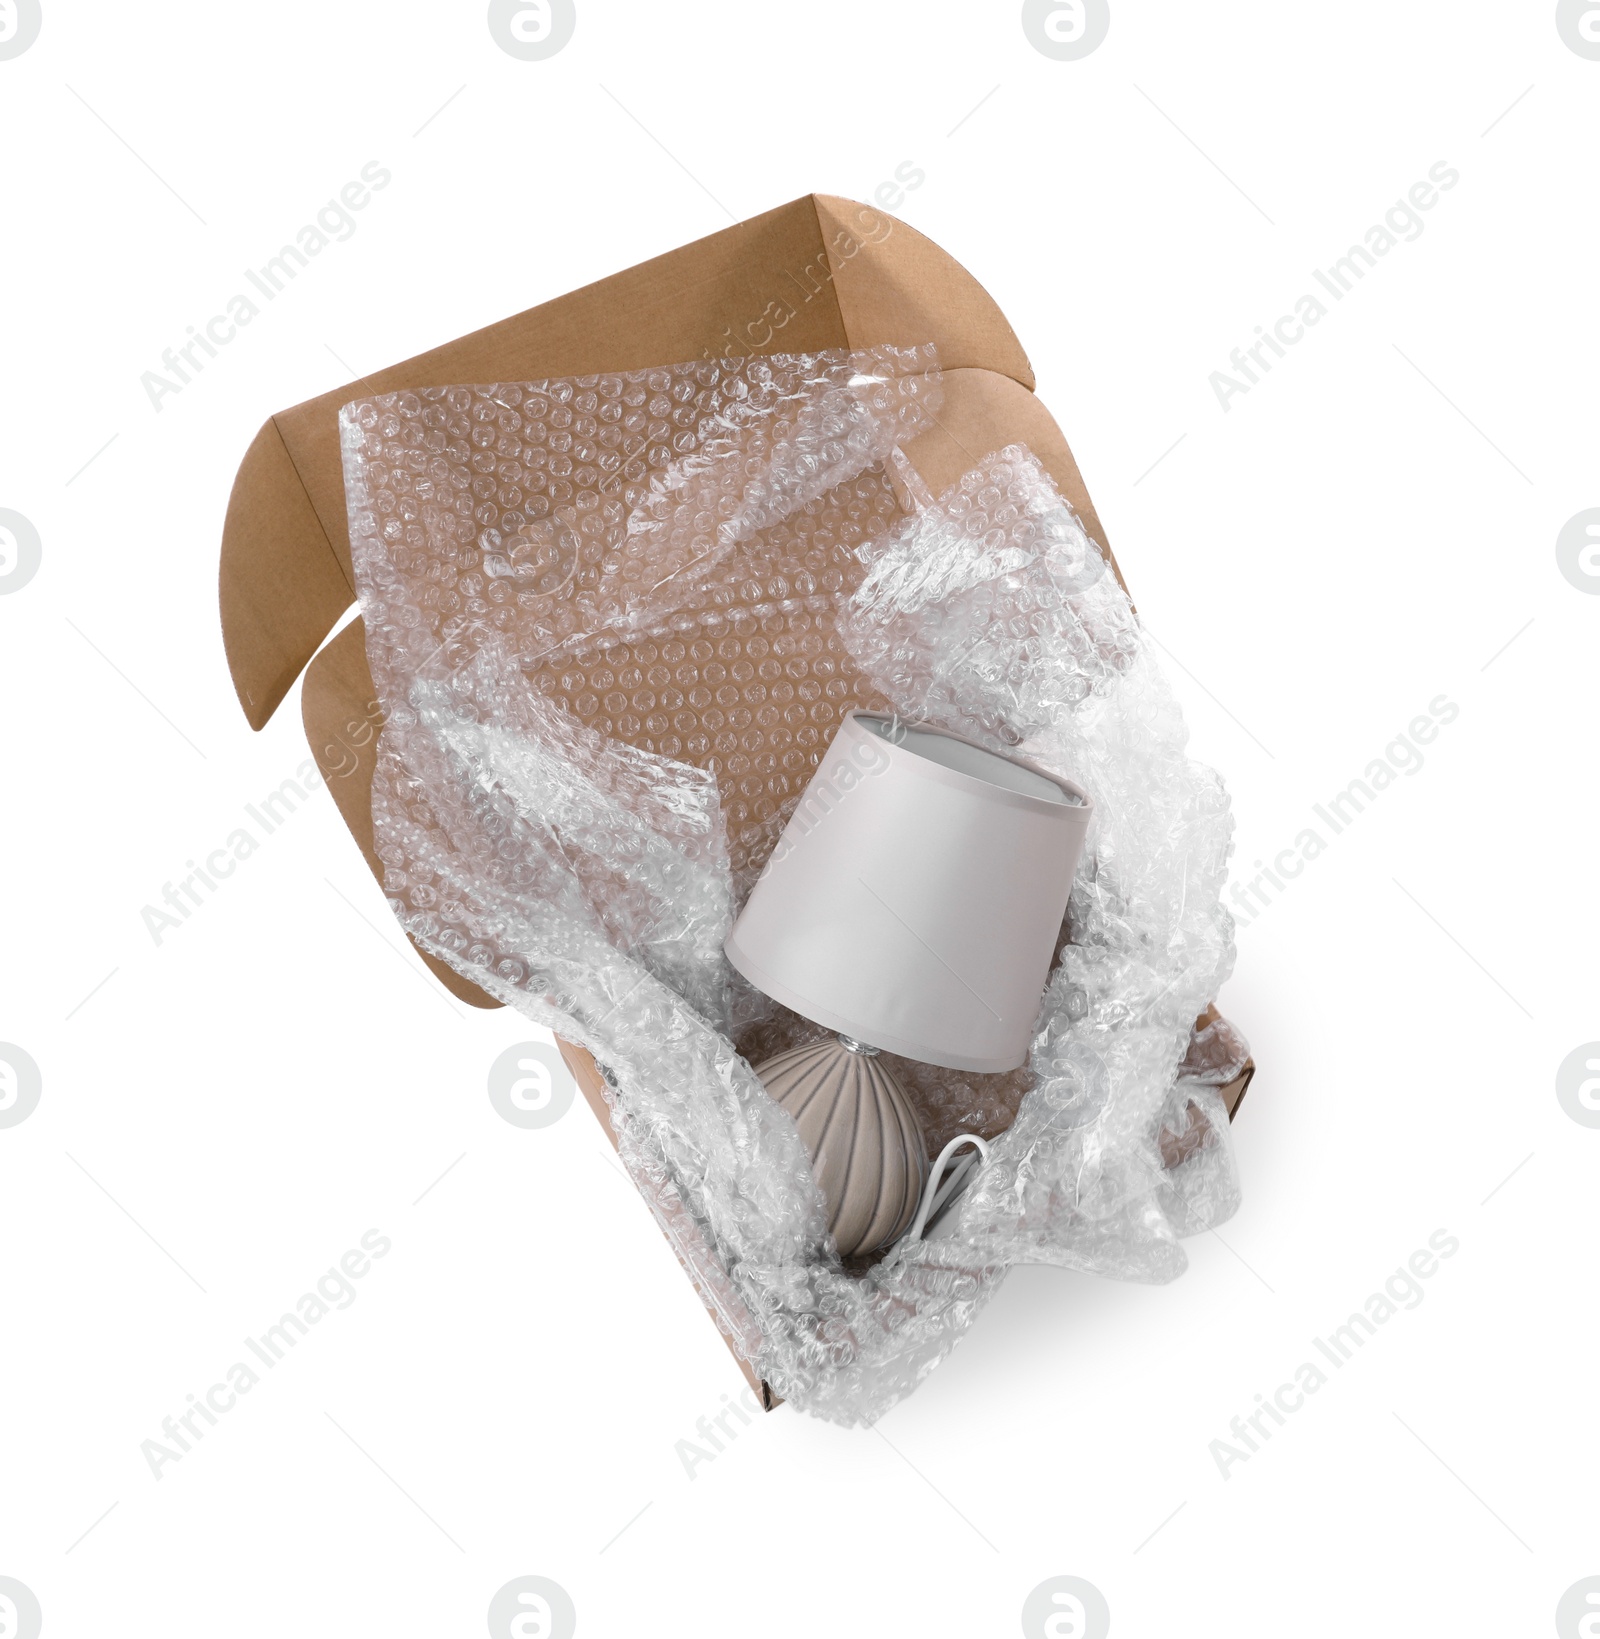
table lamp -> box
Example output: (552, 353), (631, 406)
(726, 711), (1093, 1255)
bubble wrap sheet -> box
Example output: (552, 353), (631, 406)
(340, 348), (1243, 1425)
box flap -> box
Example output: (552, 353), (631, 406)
(815, 195), (1034, 387)
(220, 194), (1034, 731)
(220, 417), (357, 729)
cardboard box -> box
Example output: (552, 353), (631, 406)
(219, 194), (1254, 1409)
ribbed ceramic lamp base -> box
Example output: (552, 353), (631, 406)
(754, 1037), (929, 1258)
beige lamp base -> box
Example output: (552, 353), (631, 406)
(753, 1036), (930, 1258)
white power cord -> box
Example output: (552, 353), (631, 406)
(901, 1133), (991, 1245)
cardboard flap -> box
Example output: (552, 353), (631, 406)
(815, 195), (1034, 388)
(219, 194), (1039, 732)
(224, 197), (844, 729)
(220, 417), (356, 730)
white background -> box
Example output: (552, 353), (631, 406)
(2, 2), (1597, 1635)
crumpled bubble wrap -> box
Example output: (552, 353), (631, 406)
(340, 351), (1243, 1425)
(837, 445), (1241, 1279)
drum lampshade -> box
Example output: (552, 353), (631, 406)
(726, 712), (1092, 1073)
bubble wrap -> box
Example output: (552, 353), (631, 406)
(837, 446), (1242, 1276)
(340, 353), (1243, 1425)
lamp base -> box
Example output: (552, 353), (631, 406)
(753, 1036), (929, 1258)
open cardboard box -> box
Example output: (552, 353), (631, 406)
(219, 195), (1254, 1409)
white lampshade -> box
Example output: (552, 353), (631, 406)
(726, 712), (1092, 1073)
